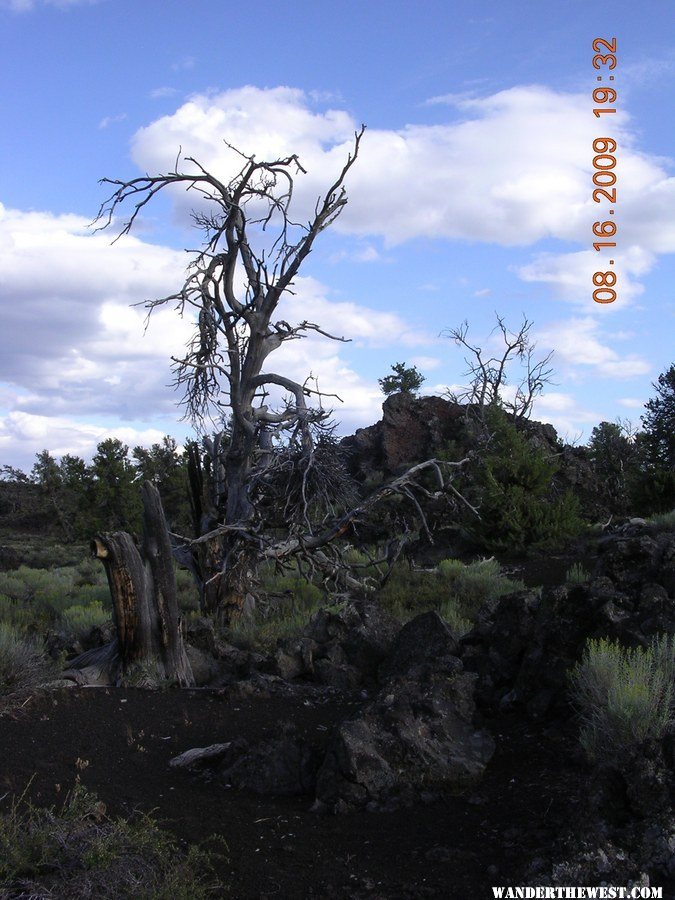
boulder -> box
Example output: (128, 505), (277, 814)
(315, 612), (494, 811)
(380, 610), (458, 676)
(270, 599), (399, 688)
(218, 727), (323, 796)
(341, 393), (468, 478)
(185, 644), (221, 686)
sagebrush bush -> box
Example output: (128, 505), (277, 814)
(61, 602), (111, 642)
(0, 782), (226, 898)
(0, 594), (34, 630)
(441, 557), (525, 617)
(376, 556), (524, 626)
(175, 567), (200, 613)
(437, 597), (472, 637)
(0, 623), (53, 698)
(232, 604), (325, 652)
(258, 561), (324, 607)
(569, 635), (675, 761)
(0, 563), (111, 631)
(230, 559), (327, 650)
(225, 551), (523, 649)
(646, 507), (675, 530)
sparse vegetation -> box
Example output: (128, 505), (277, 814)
(565, 563), (590, 584)
(569, 635), (675, 762)
(0, 560), (111, 632)
(646, 507), (675, 530)
(0, 781), (227, 898)
(230, 559), (327, 651)
(375, 555), (524, 629)
(0, 623), (54, 701)
(225, 553), (524, 647)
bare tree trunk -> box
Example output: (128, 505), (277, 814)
(88, 482), (194, 687)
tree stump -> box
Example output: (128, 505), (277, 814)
(82, 482), (194, 687)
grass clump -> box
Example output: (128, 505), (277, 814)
(565, 562), (590, 584)
(0, 782), (227, 898)
(569, 635), (675, 762)
(0, 623), (54, 704)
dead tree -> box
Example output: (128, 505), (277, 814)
(444, 315), (554, 421)
(95, 129), (476, 625)
(66, 482), (194, 687)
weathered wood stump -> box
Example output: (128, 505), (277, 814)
(65, 482), (194, 687)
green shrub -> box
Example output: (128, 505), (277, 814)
(0, 572), (30, 603)
(0, 623), (53, 697)
(375, 561), (444, 620)
(470, 406), (583, 552)
(61, 602), (111, 642)
(75, 556), (104, 585)
(646, 507), (675, 530)
(569, 635), (675, 761)
(437, 558), (465, 579)
(376, 556), (524, 626)
(566, 563), (590, 584)
(230, 561), (328, 651)
(437, 597), (472, 637)
(74, 582), (112, 607)
(0, 564), (112, 631)
(258, 560), (324, 607)
(445, 557), (525, 618)
(0, 594), (34, 630)
(234, 553), (523, 649)
(0, 782), (226, 898)
(233, 604), (323, 652)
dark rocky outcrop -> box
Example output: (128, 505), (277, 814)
(341, 392), (606, 521)
(314, 612), (494, 811)
(462, 527), (675, 717)
(171, 611), (495, 812)
(342, 393), (469, 478)
(171, 729), (324, 796)
(270, 598), (400, 689)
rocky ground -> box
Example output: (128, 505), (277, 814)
(1, 521), (675, 898)
(1, 685), (585, 899)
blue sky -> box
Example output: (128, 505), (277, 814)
(1, 0), (674, 470)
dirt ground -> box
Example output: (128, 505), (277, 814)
(0, 684), (589, 899)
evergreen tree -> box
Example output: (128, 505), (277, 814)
(378, 362), (426, 396)
(625, 365), (675, 514)
(132, 436), (190, 531)
(471, 406), (581, 552)
(588, 422), (637, 515)
(91, 438), (141, 530)
(642, 364), (675, 469)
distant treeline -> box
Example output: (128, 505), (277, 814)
(1, 362), (674, 549)
(0, 436), (191, 540)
